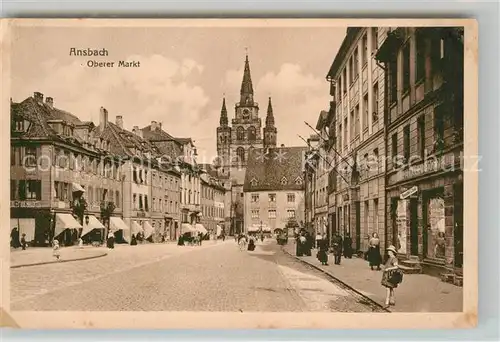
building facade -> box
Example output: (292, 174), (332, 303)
(142, 121), (201, 235)
(313, 111), (330, 238)
(243, 146), (306, 234)
(375, 27), (464, 274)
(325, 27), (387, 252)
(200, 172), (226, 239)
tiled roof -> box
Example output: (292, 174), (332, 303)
(11, 97), (85, 144)
(142, 126), (182, 158)
(98, 122), (159, 158)
(243, 146), (307, 192)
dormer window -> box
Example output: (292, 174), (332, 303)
(295, 176), (303, 185)
(250, 177), (258, 187)
(14, 119), (29, 132)
(280, 177), (288, 185)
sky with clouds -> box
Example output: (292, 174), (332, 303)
(11, 25), (346, 161)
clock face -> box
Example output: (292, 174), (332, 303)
(243, 109), (250, 119)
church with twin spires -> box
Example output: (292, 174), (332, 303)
(216, 54), (278, 184)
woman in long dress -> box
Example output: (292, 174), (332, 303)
(317, 235), (329, 265)
(368, 232), (382, 270)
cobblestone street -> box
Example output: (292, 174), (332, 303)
(11, 240), (383, 312)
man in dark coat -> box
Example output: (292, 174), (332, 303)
(332, 233), (343, 265)
(11, 227), (21, 249)
(343, 233), (353, 258)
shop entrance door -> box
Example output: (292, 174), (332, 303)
(410, 198), (419, 255)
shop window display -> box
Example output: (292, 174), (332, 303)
(427, 197), (446, 259)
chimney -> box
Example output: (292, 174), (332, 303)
(99, 107), (108, 131)
(45, 97), (54, 108)
(151, 121), (157, 131)
(34, 92), (43, 103)
(116, 115), (123, 129)
(159, 122), (162, 131)
(132, 125), (139, 135)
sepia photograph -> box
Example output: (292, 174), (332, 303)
(2, 19), (477, 329)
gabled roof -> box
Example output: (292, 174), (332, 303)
(243, 146), (307, 192)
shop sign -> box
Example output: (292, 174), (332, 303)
(390, 152), (458, 185)
(400, 186), (418, 200)
(11, 200), (42, 208)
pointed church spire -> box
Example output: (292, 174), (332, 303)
(240, 53), (254, 105)
(219, 96), (228, 126)
(266, 96), (275, 127)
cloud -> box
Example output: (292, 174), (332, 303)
(24, 55), (209, 142)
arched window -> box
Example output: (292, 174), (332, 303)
(237, 127), (245, 141)
(248, 126), (256, 141)
(236, 147), (245, 163)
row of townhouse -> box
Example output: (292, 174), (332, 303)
(305, 26), (464, 279)
(10, 92), (228, 247)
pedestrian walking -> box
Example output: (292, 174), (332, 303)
(316, 235), (329, 265)
(52, 239), (61, 261)
(305, 232), (313, 256)
(78, 237), (84, 248)
(107, 231), (115, 249)
(381, 245), (403, 308)
(343, 233), (353, 258)
(332, 233), (343, 265)
(247, 235), (256, 251)
(20, 233), (27, 250)
(238, 234), (248, 251)
(368, 232), (382, 270)
(11, 227), (21, 249)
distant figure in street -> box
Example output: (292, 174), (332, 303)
(131, 234), (138, 246)
(11, 227), (21, 249)
(198, 232), (203, 246)
(260, 234), (264, 243)
(368, 232), (382, 270)
(381, 245), (402, 308)
(315, 232), (322, 249)
(304, 232), (313, 256)
(78, 237), (84, 249)
(52, 239), (61, 261)
(247, 235), (256, 251)
(343, 233), (353, 259)
(317, 235), (329, 265)
(21, 233), (27, 250)
(332, 233), (343, 265)
(238, 234), (248, 251)
(296, 233), (307, 256)
(107, 231), (115, 249)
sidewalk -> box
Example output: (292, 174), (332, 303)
(10, 246), (107, 268)
(10, 239), (229, 268)
(283, 243), (463, 312)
